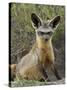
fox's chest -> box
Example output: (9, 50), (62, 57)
(38, 47), (55, 67)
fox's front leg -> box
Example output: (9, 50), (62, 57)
(39, 71), (49, 82)
(51, 64), (61, 80)
(40, 67), (50, 81)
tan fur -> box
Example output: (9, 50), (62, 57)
(9, 64), (16, 80)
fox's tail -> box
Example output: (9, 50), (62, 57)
(9, 64), (17, 81)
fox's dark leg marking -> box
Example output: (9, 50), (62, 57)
(38, 60), (49, 81)
(39, 69), (50, 82)
(51, 65), (61, 80)
(40, 65), (50, 81)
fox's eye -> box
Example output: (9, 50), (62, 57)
(40, 32), (45, 35)
(46, 32), (52, 35)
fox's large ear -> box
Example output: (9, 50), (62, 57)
(49, 16), (60, 29)
(31, 13), (42, 29)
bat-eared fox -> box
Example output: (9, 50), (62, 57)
(10, 13), (61, 81)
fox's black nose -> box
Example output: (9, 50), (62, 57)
(45, 38), (48, 41)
